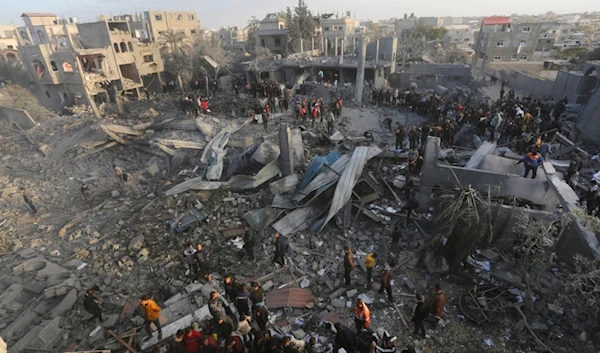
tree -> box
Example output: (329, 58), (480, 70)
(190, 34), (231, 85)
(249, 47), (275, 81)
(283, 0), (320, 54)
(429, 46), (470, 64)
(159, 30), (192, 92)
(397, 22), (448, 66)
(285, 7), (301, 54)
(246, 16), (260, 49)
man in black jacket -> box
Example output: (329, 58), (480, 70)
(411, 294), (428, 337)
(334, 323), (357, 353)
(83, 285), (103, 321)
(243, 226), (256, 260)
(273, 232), (288, 267)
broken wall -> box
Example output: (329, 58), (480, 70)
(0, 105), (37, 129)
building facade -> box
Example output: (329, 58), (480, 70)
(17, 13), (163, 110)
(218, 26), (248, 50)
(320, 13), (359, 55)
(0, 24), (19, 61)
(255, 13), (287, 54)
(142, 11), (200, 42)
(473, 17), (557, 70)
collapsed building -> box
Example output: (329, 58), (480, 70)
(15, 13), (164, 111)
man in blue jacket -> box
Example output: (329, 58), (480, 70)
(516, 150), (544, 179)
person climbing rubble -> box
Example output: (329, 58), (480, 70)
(140, 295), (163, 341)
(378, 263), (393, 302)
(516, 150), (543, 179)
(343, 246), (355, 286)
(83, 285), (103, 322)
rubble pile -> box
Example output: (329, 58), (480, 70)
(0, 85), (598, 353)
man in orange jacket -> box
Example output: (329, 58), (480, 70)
(354, 299), (371, 332)
(141, 295), (163, 341)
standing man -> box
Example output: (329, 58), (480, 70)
(489, 111), (502, 142)
(408, 126), (419, 150)
(183, 243), (197, 277)
(378, 264), (393, 301)
(326, 109), (336, 135)
(243, 226), (256, 261)
(19, 187), (37, 215)
(234, 83), (240, 98)
(383, 117), (393, 132)
(224, 275), (240, 302)
(273, 232), (288, 267)
(401, 192), (419, 226)
(250, 281), (265, 307)
(428, 284), (446, 327)
(83, 285), (103, 321)
(333, 323), (357, 353)
(262, 104), (270, 131)
(391, 225), (402, 248)
(236, 284), (251, 317)
(565, 150), (582, 184)
(354, 299), (371, 332)
(195, 243), (212, 281)
(365, 252), (377, 288)
(516, 150), (543, 179)
(395, 123), (405, 150)
(208, 291), (223, 319)
(411, 294), (428, 337)
(140, 295), (163, 341)
(343, 246), (354, 286)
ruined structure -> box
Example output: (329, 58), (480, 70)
(255, 13), (288, 54)
(16, 13), (164, 110)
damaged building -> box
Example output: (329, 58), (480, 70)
(16, 13), (164, 110)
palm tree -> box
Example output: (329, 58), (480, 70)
(158, 30), (191, 93)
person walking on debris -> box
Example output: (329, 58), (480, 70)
(408, 147), (420, 176)
(343, 246), (355, 286)
(273, 232), (288, 267)
(410, 294), (428, 337)
(326, 109), (336, 135)
(83, 285), (103, 321)
(428, 283), (446, 328)
(243, 226), (256, 260)
(401, 192), (419, 226)
(365, 252), (377, 288)
(408, 126), (419, 149)
(183, 243), (197, 277)
(19, 187), (37, 215)
(395, 123), (405, 150)
(584, 180), (598, 215)
(170, 329), (185, 353)
(354, 299), (371, 331)
(334, 323), (357, 353)
(516, 150), (543, 179)
(262, 104), (270, 131)
(378, 263), (393, 301)
(391, 225), (402, 248)
(251, 281), (265, 307)
(140, 295), (163, 341)
(565, 150), (582, 185)
(236, 284), (251, 317)
(80, 184), (91, 201)
(383, 117), (393, 132)
(195, 243), (212, 281)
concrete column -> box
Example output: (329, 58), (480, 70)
(353, 37), (356, 56)
(340, 39), (344, 64)
(300, 38), (304, 53)
(335, 37), (338, 57)
(354, 38), (366, 102)
(311, 37), (314, 53)
(278, 123), (294, 176)
(375, 40), (380, 64)
(325, 38), (328, 58)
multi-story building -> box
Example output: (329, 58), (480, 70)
(17, 13), (163, 110)
(107, 11), (200, 42)
(320, 13), (359, 55)
(442, 24), (476, 51)
(473, 17), (557, 70)
(255, 13), (287, 54)
(218, 26), (248, 49)
(0, 24), (19, 61)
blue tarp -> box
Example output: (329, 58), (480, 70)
(297, 149), (341, 190)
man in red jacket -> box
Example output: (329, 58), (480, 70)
(201, 334), (218, 353)
(183, 327), (202, 353)
(428, 283), (446, 327)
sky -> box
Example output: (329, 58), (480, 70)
(2, 0), (598, 29)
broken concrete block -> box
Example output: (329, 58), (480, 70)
(100, 313), (120, 328)
(50, 288), (77, 318)
(0, 311), (38, 340)
(138, 248), (150, 262)
(147, 162), (160, 176)
(262, 281), (274, 291)
(346, 289), (358, 298)
(30, 316), (63, 350)
(331, 299), (345, 308)
(292, 329), (306, 339)
(111, 190), (121, 197)
(0, 284), (24, 312)
(33, 301), (50, 315)
(329, 287), (346, 299)
(185, 283), (204, 294)
(164, 293), (186, 306)
(62, 258), (84, 270)
(88, 326), (105, 345)
(44, 278), (75, 298)
(11, 326), (42, 353)
(128, 234), (145, 251)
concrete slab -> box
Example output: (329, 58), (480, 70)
(465, 141), (496, 169)
(99, 314), (120, 328)
(11, 325), (42, 352)
(44, 278), (76, 298)
(29, 317), (63, 350)
(0, 310), (38, 340)
(0, 284), (24, 313)
(33, 301), (50, 315)
(50, 288), (78, 318)
(140, 305), (212, 351)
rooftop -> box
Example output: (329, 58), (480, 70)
(21, 13), (57, 18)
(482, 16), (511, 26)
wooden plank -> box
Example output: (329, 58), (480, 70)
(107, 330), (138, 353)
(156, 143), (176, 156)
(156, 139), (206, 150)
(75, 141), (118, 160)
(103, 124), (143, 136)
(101, 126), (127, 144)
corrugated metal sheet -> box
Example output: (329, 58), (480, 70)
(165, 178), (224, 196)
(227, 160), (281, 190)
(293, 154), (350, 202)
(272, 202), (330, 236)
(316, 146), (382, 232)
(297, 150), (342, 190)
(242, 208), (285, 230)
(266, 288), (313, 309)
(201, 118), (252, 180)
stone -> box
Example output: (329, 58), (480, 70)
(50, 288), (78, 318)
(329, 287), (346, 299)
(138, 248), (150, 262)
(164, 293), (186, 306)
(346, 289), (358, 298)
(32, 317), (63, 349)
(88, 326), (105, 345)
(147, 162), (160, 176)
(128, 234), (145, 251)
(292, 329), (306, 339)
(0, 311), (38, 340)
(33, 301), (50, 315)
(100, 314), (120, 328)
(529, 322), (549, 332)
(111, 190), (120, 197)
(11, 326), (42, 353)
(0, 284), (24, 311)
(300, 278), (310, 288)
(262, 281), (274, 291)
(62, 259), (84, 270)
(331, 299), (345, 308)
(547, 303), (564, 315)
(185, 283), (204, 294)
